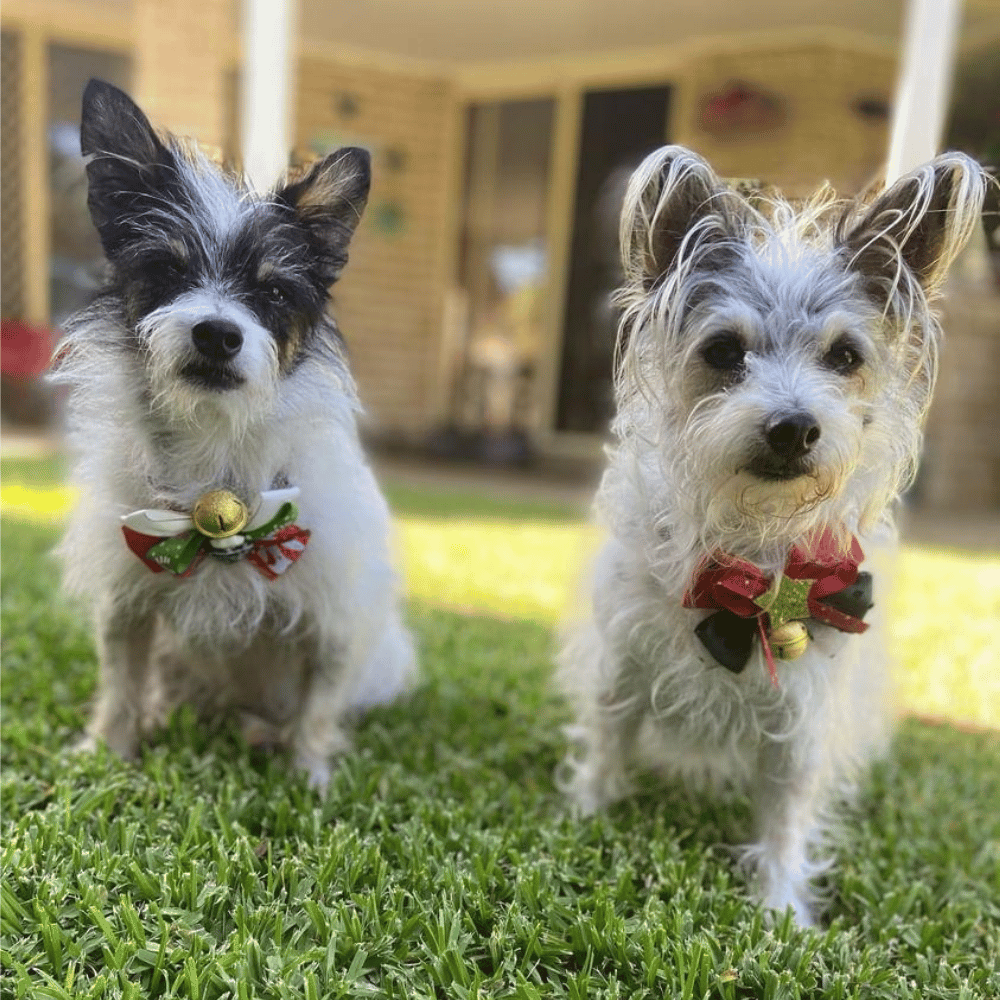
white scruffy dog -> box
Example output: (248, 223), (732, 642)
(55, 80), (415, 789)
(558, 146), (986, 924)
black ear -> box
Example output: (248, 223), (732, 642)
(277, 148), (371, 284)
(838, 152), (986, 299)
(80, 79), (178, 259)
(620, 146), (741, 288)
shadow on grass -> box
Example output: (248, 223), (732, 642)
(383, 481), (588, 525)
(0, 452), (68, 489)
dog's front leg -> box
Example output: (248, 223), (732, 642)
(562, 648), (648, 815)
(291, 637), (352, 792)
(83, 604), (156, 759)
(748, 739), (830, 926)
(568, 702), (645, 815)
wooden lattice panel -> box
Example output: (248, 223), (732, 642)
(1, 30), (24, 319)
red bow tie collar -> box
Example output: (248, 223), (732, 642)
(683, 531), (873, 684)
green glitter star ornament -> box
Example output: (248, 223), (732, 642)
(755, 575), (814, 660)
(755, 575), (813, 627)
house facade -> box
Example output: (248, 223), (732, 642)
(2, 0), (997, 509)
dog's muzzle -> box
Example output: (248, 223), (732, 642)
(747, 410), (821, 480)
(180, 319), (246, 390)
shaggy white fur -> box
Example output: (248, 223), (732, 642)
(558, 146), (987, 924)
(55, 81), (414, 790)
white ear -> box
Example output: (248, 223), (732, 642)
(619, 145), (742, 288)
(838, 152), (987, 299)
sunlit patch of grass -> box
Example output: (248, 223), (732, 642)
(399, 517), (598, 623)
(1, 452), (74, 522)
(891, 546), (1000, 728)
(2, 455), (997, 729)
(0, 481), (77, 523)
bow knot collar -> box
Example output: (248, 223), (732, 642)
(121, 487), (310, 580)
(683, 530), (873, 684)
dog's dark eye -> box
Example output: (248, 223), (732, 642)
(823, 337), (864, 375)
(702, 333), (746, 372)
(262, 283), (289, 306)
(155, 255), (187, 278)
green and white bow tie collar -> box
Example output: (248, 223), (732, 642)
(121, 487), (310, 579)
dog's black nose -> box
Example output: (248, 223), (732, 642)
(192, 320), (243, 362)
(765, 412), (821, 459)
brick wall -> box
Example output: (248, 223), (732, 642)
(294, 57), (455, 434)
(132, 0), (233, 149)
(921, 283), (1000, 511)
(673, 43), (895, 197)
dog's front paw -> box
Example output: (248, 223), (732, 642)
(555, 751), (632, 817)
(239, 711), (287, 750)
(760, 885), (817, 928)
(69, 733), (100, 757)
(746, 847), (820, 928)
(293, 751), (333, 793)
(75, 723), (141, 761)
(571, 785), (609, 818)
(292, 725), (351, 793)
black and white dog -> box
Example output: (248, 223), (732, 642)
(55, 80), (415, 789)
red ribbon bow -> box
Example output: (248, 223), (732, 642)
(683, 530), (869, 684)
(245, 524), (311, 580)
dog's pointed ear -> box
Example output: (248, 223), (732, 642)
(81, 79), (177, 258)
(620, 146), (740, 289)
(277, 148), (371, 284)
(838, 152), (986, 300)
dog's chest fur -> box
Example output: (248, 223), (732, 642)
(588, 528), (883, 789)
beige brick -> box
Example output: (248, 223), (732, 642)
(673, 44), (895, 196)
(922, 291), (1000, 511)
(294, 57), (455, 432)
(133, 0), (234, 148)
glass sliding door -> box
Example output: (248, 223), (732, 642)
(556, 85), (671, 434)
(446, 97), (554, 462)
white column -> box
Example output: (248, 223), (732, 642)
(886, 0), (962, 183)
(240, 0), (298, 192)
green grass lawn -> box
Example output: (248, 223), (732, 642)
(2, 455), (998, 999)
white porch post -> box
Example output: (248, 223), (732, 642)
(240, 0), (298, 192)
(886, 0), (962, 183)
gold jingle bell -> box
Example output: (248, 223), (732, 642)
(769, 620), (810, 661)
(192, 489), (250, 538)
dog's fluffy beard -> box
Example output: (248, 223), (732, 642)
(642, 307), (905, 563)
(53, 80), (415, 789)
(560, 145), (986, 924)
(137, 293), (282, 435)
